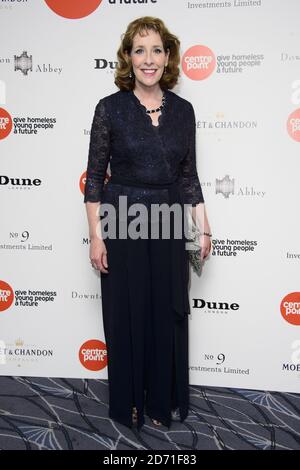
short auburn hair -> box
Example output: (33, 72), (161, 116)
(114, 16), (181, 91)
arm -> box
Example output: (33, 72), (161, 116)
(180, 102), (212, 259)
(84, 99), (111, 272)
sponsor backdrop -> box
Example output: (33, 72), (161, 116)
(0, 0), (299, 393)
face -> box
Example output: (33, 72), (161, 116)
(129, 29), (169, 90)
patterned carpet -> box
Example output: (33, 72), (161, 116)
(0, 376), (299, 450)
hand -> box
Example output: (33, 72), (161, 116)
(200, 234), (212, 261)
(89, 238), (109, 273)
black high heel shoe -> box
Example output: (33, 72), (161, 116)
(132, 406), (138, 424)
(151, 418), (162, 426)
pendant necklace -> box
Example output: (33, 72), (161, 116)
(145, 93), (166, 114)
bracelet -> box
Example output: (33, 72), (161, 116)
(200, 232), (212, 237)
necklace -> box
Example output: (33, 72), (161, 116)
(145, 92), (166, 114)
(133, 91), (166, 114)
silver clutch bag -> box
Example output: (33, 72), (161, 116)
(186, 222), (202, 275)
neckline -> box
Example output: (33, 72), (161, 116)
(130, 89), (168, 129)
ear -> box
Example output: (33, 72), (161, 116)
(166, 47), (170, 65)
(124, 49), (131, 65)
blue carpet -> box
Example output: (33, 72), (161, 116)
(0, 376), (299, 450)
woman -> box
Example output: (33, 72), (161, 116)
(84, 16), (212, 431)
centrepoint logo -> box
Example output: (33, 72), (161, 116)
(280, 292), (300, 326)
(45, 0), (102, 19)
(79, 171), (86, 195)
(79, 339), (107, 371)
(287, 109), (300, 142)
(0, 280), (14, 312)
(182, 45), (216, 81)
(0, 108), (13, 140)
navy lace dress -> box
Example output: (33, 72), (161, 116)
(84, 89), (205, 430)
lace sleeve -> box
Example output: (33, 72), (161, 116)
(84, 99), (111, 203)
(179, 103), (205, 206)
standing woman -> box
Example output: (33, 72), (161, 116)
(84, 16), (212, 431)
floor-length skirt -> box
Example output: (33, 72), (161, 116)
(100, 191), (190, 431)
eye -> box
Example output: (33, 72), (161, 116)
(154, 48), (163, 54)
(134, 48), (143, 54)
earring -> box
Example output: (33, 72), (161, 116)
(129, 70), (134, 79)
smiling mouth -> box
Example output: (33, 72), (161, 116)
(141, 69), (157, 76)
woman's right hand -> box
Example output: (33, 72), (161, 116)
(89, 237), (109, 274)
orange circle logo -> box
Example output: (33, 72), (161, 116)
(45, 0), (102, 19)
(79, 339), (107, 371)
(79, 171), (87, 195)
(0, 108), (12, 140)
(0, 280), (14, 312)
(182, 45), (216, 81)
(280, 292), (300, 325)
(287, 109), (300, 142)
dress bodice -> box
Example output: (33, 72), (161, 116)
(84, 89), (205, 208)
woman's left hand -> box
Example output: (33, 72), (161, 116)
(200, 235), (212, 261)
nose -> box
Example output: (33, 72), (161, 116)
(144, 51), (154, 65)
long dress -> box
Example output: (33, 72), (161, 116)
(84, 89), (205, 431)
